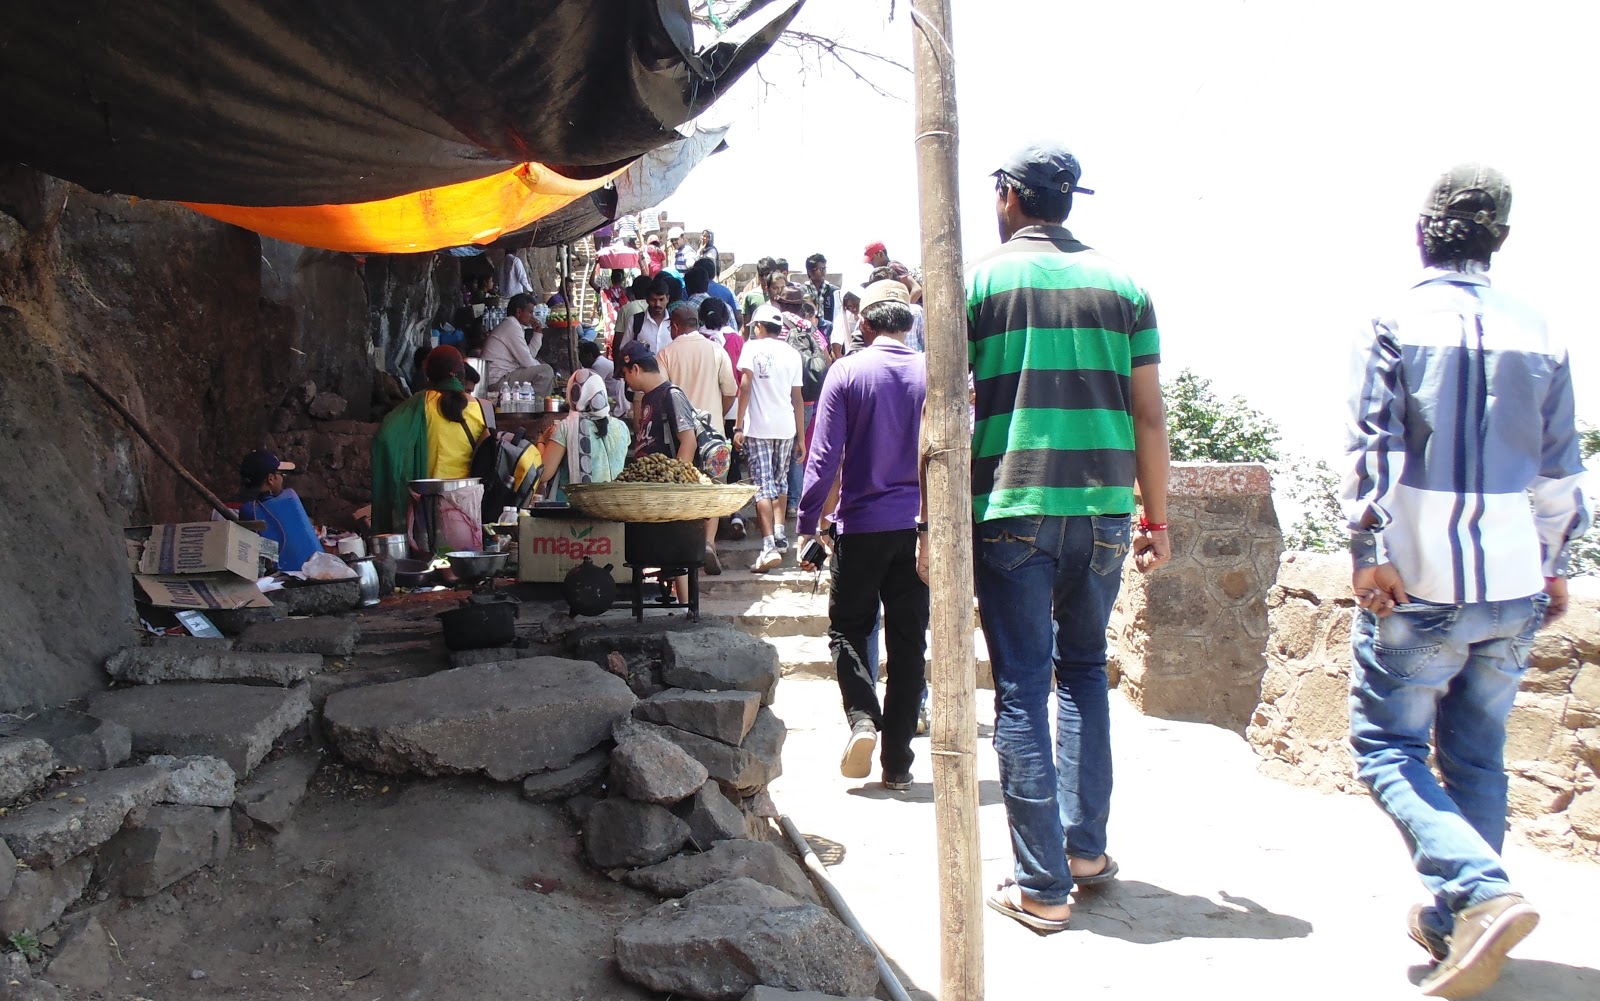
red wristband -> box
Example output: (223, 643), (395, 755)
(1139, 519), (1168, 532)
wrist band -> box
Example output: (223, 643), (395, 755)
(1138, 519), (1167, 532)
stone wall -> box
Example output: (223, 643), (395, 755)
(0, 165), (437, 710)
(1109, 463), (1283, 733)
(1249, 551), (1600, 860)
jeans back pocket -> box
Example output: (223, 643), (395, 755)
(976, 516), (1044, 573)
(1090, 515), (1132, 576)
(1373, 603), (1458, 679)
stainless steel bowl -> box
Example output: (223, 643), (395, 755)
(444, 550), (510, 582)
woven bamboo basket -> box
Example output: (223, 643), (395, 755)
(564, 482), (755, 523)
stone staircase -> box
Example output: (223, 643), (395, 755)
(701, 521), (994, 688)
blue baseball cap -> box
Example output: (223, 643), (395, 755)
(618, 340), (656, 367)
(993, 142), (1094, 195)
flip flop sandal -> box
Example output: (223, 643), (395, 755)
(1071, 855), (1119, 889)
(985, 881), (1071, 935)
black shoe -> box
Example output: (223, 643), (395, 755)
(882, 770), (913, 791)
(773, 533), (789, 552)
(728, 516), (747, 541)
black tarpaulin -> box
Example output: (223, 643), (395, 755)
(0, 0), (802, 207)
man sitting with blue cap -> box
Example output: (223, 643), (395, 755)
(231, 449), (320, 572)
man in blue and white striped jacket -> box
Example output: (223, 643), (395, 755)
(1342, 164), (1590, 1000)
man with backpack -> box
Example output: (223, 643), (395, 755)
(734, 304), (807, 573)
(775, 281), (830, 510)
(613, 278), (673, 360)
(659, 302), (738, 573)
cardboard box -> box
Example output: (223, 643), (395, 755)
(136, 574), (271, 610)
(518, 516), (629, 584)
(137, 522), (261, 580)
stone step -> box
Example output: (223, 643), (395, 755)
(699, 596), (828, 638)
(86, 683), (313, 776)
(696, 565), (829, 598)
(766, 632), (994, 689)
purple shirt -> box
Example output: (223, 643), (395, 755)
(798, 340), (926, 536)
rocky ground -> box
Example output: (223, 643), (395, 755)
(0, 587), (884, 1001)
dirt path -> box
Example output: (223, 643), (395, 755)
(768, 677), (1600, 1000)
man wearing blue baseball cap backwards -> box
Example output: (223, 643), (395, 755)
(1344, 165), (1589, 999)
(961, 141), (1171, 933)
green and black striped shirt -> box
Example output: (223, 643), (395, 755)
(966, 225), (1160, 522)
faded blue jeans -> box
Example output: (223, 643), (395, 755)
(1349, 593), (1548, 927)
(973, 513), (1131, 906)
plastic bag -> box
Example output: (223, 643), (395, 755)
(302, 551), (359, 581)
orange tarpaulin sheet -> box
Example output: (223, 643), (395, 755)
(182, 162), (620, 254)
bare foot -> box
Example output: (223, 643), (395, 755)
(1069, 854), (1110, 879)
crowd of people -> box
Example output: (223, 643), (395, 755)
(353, 145), (1589, 1000)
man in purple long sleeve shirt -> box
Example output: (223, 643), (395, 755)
(797, 280), (930, 789)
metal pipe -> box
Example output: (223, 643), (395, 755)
(779, 814), (915, 1001)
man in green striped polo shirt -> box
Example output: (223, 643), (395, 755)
(968, 142), (1172, 934)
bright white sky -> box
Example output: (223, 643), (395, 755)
(667, 0), (1599, 463)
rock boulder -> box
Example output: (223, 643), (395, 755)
(612, 727), (708, 805)
(0, 855), (94, 936)
(623, 839), (818, 903)
(614, 877), (878, 1001)
(584, 799), (690, 870)
(0, 765), (169, 867)
(0, 738), (57, 803)
(323, 658), (635, 780)
(105, 647), (322, 686)
(661, 628), (781, 705)
(234, 752), (321, 831)
(13, 710), (131, 771)
(96, 804), (231, 897)
(521, 749), (610, 803)
(87, 683), (312, 775)
(673, 781), (747, 849)
(149, 755), (237, 808)
(633, 689), (762, 745)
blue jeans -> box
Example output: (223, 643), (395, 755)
(973, 514), (1131, 906)
(1349, 593), (1548, 924)
(786, 402), (817, 504)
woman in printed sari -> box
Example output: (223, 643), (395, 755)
(536, 369), (631, 503)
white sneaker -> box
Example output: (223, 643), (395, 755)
(752, 547), (782, 573)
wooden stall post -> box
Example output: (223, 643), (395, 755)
(910, 1), (984, 998)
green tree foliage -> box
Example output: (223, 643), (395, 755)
(1163, 369), (1281, 463)
(1277, 456), (1346, 553)
(1163, 369), (1344, 551)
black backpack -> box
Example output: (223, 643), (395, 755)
(786, 319), (828, 403)
(459, 421), (539, 522)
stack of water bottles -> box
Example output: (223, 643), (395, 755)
(496, 381), (538, 413)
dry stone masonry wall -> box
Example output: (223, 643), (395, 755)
(1109, 463), (1283, 733)
(1250, 551), (1600, 860)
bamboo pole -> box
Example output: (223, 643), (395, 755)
(79, 372), (240, 521)
(910, 2), (983, 999)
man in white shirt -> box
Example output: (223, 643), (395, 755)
(479, 293), (554, 395)
(613, 277), (673, 358)
(1344, 164), (1589, 998)
(659, 302), (738, 573)
(734, 304), (806, 573)
(500, 250), (533, 299)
